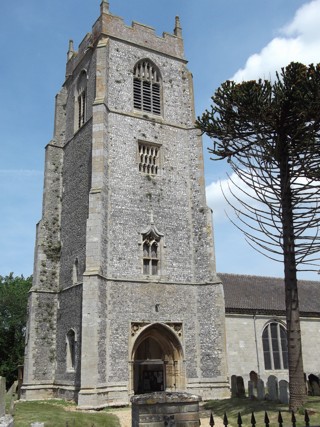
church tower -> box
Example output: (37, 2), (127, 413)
(22, 2), (229, 408)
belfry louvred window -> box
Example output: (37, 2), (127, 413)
(133, 60), (161, 115)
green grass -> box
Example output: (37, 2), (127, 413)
(13, 400), (120, 427)
(204, 396), (320, 426)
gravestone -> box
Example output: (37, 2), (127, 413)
(267, 375), (279, 401)
(0, 377), (5, 417)
(131, 392), (201, 427)
(308, 374), (320, 396)
(0, 377), (14, 427)
(249, 371), (259, 388)
(257, 379), (265, 400)
(236, 376), (245, 397)
(279, 380), (289, 404)
(248, 381), (257, 399)
(231, 375), (237, 398)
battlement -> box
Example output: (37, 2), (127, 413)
(66, 5), (185, 78)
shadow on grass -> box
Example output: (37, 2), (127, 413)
(204, 397), (320, 427)
(13, 400), (120, 427)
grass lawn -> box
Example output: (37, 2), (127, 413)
(13, 400), (120, 427)
(204, 396), (320, 426)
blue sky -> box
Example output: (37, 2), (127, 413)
(1, 0), (320, 279)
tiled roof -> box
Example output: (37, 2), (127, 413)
(218, 273), (320, 316)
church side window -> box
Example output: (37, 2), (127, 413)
(143, 234), (160, 276)
(133, 60), (161, 115)
(262, 322), (288, 370)
(138, 142), (159, 175)
(66, 329), (76, 371)
(75, 70), (87, 132)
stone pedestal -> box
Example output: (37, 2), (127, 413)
(131, 392), (201, 427)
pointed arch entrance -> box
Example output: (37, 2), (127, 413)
(130, 323), (185, 394)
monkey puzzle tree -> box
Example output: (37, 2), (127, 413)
(196, 62), (320, 411)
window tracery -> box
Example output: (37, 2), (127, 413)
(262, 322), (288, 370)
(141, 221), (163, 276)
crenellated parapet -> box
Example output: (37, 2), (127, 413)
(66, 4), (184, 78)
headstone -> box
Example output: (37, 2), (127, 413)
(248, 381), (253, 398)
(236, 376), (245, 398)
(308, 374), (320, 396)
(267, 375), (279, 401)
(249, 371), (259, 388)
(0, 377), (14, 427)
(131, 392), (201, 427)
(279, 380), (289, 404)
(257, 379), (265, 400)
(231, 375), (237, 398)
(248, 380), (257, 399)
(0, 377), (5, 417)
(31, 423), (44, 427)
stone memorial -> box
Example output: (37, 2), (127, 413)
(257, 379), (265, 400)
(267, 375), (278, 401)
(236, 376), (245, 398)
(131, 392), (201, 427)
(279, 380), (289, 404)
(231, 375), (237, 398)
(0, 377), (14, 427)
(0, 378), (5, 418)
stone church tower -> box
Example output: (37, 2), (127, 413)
(22, 1), (229, 408)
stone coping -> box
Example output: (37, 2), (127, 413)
(131, 391), (202, 405)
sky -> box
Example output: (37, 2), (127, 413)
(1, 0), (320, 280)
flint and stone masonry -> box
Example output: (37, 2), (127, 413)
(21, 1), (229, 408)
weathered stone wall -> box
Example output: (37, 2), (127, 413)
(80, 279), (228, 398)
(225, 314), (320, 385)
(23, 291), (58, 387)
(59, 124), (92, 288)
(55, 285), (82, 389)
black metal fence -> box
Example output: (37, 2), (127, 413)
(208, 409), (317, 427)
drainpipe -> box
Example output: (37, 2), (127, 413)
(253, 312), (261, 376)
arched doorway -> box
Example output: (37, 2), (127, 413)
(131, 323), (185, 394)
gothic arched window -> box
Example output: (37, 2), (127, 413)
(142, 231), (161, 276)
(262, 322), (288, 370)
(133, 60), (161, 115)
(142, 233), (160, 276)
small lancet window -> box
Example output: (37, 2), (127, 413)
(72, 258), (79, 284)
(133, 60), (161, 115)
(66, 329), (76, 371)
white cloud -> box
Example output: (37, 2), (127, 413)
(206, 172), (259, 223)
(232, 0), (320, 82)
